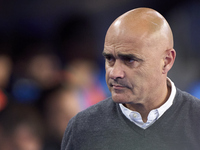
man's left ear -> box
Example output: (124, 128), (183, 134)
(162, 49), (176, 74)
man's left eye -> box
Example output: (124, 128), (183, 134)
(124, 58), (135, 64)
(127, 59), (134, 63)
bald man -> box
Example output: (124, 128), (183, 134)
(61, 8), (200, 150)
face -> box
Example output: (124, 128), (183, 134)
(103, 27), (165, 105)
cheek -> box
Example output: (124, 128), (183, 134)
(105, 65), (112, 77)
(128, 65), (154, 90)
(143, 58), (163, 75)
(105, 68), (110, 84)
(137, 63), (163, 90)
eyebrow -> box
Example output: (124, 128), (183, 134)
(118, 53), (143, 62)
(102, 51), (143, 62)
(102, 52), (112, 57)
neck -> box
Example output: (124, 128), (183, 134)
(124, 81), (171, 123)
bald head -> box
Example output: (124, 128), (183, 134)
(105, 8), (174, 52)
(103, 8), (176, 113)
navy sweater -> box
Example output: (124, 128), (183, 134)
(61, 89), (200, 150)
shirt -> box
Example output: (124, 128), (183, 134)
(119, 78), (176, 129)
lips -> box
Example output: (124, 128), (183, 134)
(112, 84), (125, 90)
(111, 84), (124, 87)
(110, 82), (128, 89)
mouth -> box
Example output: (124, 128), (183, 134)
(108, 79), (131, 90)
(111, 84), (126, 90)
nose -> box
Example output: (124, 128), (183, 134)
(109, 60), (125, 80)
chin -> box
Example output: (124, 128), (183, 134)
(112, 94), (128, 104)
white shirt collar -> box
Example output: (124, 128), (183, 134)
(119, 77), (176, 129)
(157, 77), (176, 119)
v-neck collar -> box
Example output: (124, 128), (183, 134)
(116, 90), (180, 137)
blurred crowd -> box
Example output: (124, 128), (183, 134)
(0, 14), (108, 150)
(0, 1), (200, 150)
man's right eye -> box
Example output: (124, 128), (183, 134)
(105, 56), (114, 62)
(104, 56), (115, 66)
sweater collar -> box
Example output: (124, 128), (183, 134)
(119, 77), (176, 129)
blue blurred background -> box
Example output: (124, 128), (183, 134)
(0, 0), (200, 150)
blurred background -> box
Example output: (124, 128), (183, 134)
(0, 0), (200, 150)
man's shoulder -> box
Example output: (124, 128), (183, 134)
(79, 97), (115, 116)
(68, 97), (119, 131)
(176, 88), (200, 110)
(73, 97), (117, 121)
(177, 88), (200, 101)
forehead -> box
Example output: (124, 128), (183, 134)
(104, 23), (163, 61)
(104, 42), (139, 56)
(104, 32), (150, 60)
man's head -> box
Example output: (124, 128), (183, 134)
(103, 8), (176, 108)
